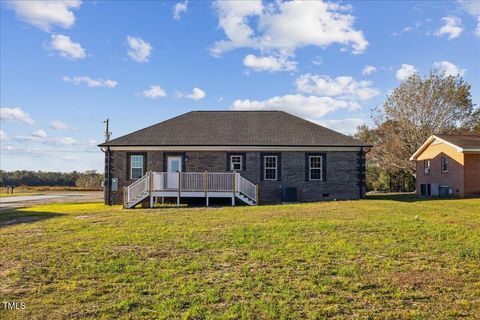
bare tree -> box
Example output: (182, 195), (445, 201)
(372, 71), (474, 176)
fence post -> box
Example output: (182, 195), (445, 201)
(232, 172), (236, 194)
(149, 171), (153, 208)
(149, 171), (152, 194)
(204, 171), (208, 206)
(232, 171), (236, 206)
(122, 186), (126, 209)
(177, 171), (182, 207)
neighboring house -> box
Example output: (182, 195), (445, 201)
(410, 134), (480, 198)
(98, 111), (371, 208)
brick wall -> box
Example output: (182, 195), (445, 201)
(106, 150), (365, 205)
(415, 152), (465, 197)
(464, 154), (480, 197)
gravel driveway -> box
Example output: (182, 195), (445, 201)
(0, 192), (103, 210)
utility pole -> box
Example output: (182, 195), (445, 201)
(103, 117), (112, 205)
(103, 118), (111, 142)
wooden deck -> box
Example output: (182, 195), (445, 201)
(124, 171), (258, 208)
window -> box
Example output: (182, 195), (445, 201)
(441, 157), (448, 173)
(230, 155), (243, 171)
(424, 160), (431, 175)
(264, 156), (277, 180)
(309, 156), (323, 180)
(130, 155), (144, 179)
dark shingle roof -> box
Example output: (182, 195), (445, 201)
(98, 111), (369, 147)
(435, 134), (480, 149)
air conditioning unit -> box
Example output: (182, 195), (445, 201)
(424, 168), (430, 175)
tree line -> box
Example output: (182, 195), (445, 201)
(355, 70), (479, 192)
(0, 170), (103, 189)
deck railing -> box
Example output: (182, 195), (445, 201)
(237, 173), (257, 202)
(125, 173), (149, 204)
(124, 171), (258, 207)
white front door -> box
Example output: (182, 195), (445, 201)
(167, 156), (182, 189)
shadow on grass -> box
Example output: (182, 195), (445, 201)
(366, 193), (465, 202)
(0, 209), (64, 228)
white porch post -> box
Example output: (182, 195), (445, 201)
(148, 171), (153, 208)
(204, 171), (209, 207)
(177, 171), (181, 207)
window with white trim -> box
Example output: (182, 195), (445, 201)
(424, 160), (431, 175)
(309, 156), (323, 180)
(230, 155), (243, 171)
(441, 157), (448, 173)
(130, 155), (144, 179)
(264, 156), (277, 180)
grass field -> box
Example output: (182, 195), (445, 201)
(1, 197), (479, 319)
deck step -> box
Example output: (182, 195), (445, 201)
(236, 193), (256, 206)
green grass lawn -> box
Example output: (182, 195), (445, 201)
(1, 197), (479, 319)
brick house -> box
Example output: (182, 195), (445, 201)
(410, 134), (480, 198)
(98, 111), (371, 208)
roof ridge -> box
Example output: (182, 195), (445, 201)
(191, 110), (283, 112)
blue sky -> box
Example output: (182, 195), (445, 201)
(1, 0), (479, 172)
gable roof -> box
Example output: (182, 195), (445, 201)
(410, 134), (480, 160)
(98, 111), (369, 148)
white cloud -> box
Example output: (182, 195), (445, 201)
(187, 87), (206, 100)
(315, 118), (366, 135)
(87, 139), (99, 147)
(295, 74), (380, 100)
(210, 0), (262, 56)
(458, 1), (480, 36)
(211, 0), (368, 58)
(126, 36), (153, 63)
(311, 56), (323, 66)
(14, 134), (78, 145)
(232, 94), (360, 119)
(49, 34), (86, 60)
(243, 54), (297, 72)
(177, 87), (206, 100)
(362, 65), (377, 75)
(0, 130), (7, 141)
(62, 76), (117, 88)
(173, 1), (188, 20)
(396, 64), (417, 81)
(58, 137), (77, 145)
(477, 17), (480, 37)
(142, 85), (167, 99)
(50, 120), (70, 130)
(402, 21), (422, 33)
(458, 0), (480, 16)
(435, 16), (463, 39)
(8, 0), (81, 31)
(31, 129), (47, 138)
(433, 61), (466, 77)
(0, 107), (35, 125)
(232, 71), (379, 120)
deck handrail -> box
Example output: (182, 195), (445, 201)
(125, 173), (149, 204)
(236, 172), (257, 203)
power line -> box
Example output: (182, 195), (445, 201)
(1, 148), (101, 153)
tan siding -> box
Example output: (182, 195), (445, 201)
(417, 141), (464, 164)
